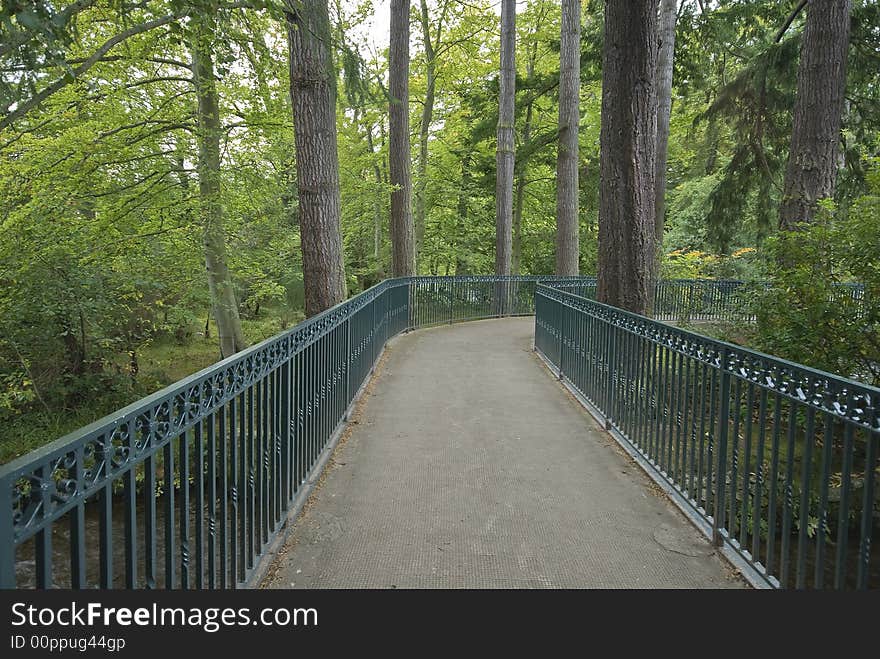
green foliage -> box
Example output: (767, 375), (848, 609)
(754, 189), (880, 386)
(1, 0), (879, 467)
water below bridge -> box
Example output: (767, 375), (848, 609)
(262, 318), (744, 589)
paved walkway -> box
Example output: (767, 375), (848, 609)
(263, 318), (743, 589)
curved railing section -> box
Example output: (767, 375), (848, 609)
(0, 275), (595, 590)
(1, 275), (871, 590)
(535, 283), (879, 590)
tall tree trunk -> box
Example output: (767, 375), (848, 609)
(389, 0), (415, 276)
(555, 0), (581, 276)
(512, 168), (526, 276)
(513, 37), (540, 277)
(366, 124), (385, 279)
(415, 0), (440, 263)
(597, 0), (658, 315)
(191, 23), (247, 358)
(456, 151), (471, 275)
(653, 0), (677, 282)
(779, 0), (851, 230)
(286, 0), (347, 317)
(495, 0), (516, 278)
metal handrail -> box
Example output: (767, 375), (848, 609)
(535, 283), (878, 589)
(0, 275), (871, 589)
(0, 275), (595, 589)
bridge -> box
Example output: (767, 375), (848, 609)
(1, 277), (877, 589)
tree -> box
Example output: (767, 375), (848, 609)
(286, 0), (347, 316)
(389, 0), (415, 276)
(495, 0), (516, 278)
(555, 0), (580, 275)
(191, 12), (247, 357)
(778, 0), (851, 230)
(653, 0), (677, 278)
(596, 0), (658, 314)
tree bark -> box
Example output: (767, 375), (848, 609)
(389, 0), (415, 276)
(495, 0), (516, 278)
(456, 151), (472, 275)
(513, 39), (539, 277)
(366, 123), (385, 279)
(555, 0), (581, 276)
(597, 0), (658, 315)
(653, 0), (677, 281)
(191, 23), (247, 358)
(415, 0), (441, 263)
(779, 0), (851, 230)
(286, 0), (347, 317)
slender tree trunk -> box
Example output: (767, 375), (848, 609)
(415, 0), (439, 263)
(779, 0), (851, 230)
(512, 169), (526, 276)
(555, 0), (581, 276)
(286, 0), (347, 316)
(389, 0), (415, 276)
(456, 151), (471, 275)
(366, 125), (385, 279)
(495, 0), (516, 279)
(653, 0), (677, 282)
(597, 0), (658, 315)
(513, 38), (539, 277)
(191, 24), (247, 358)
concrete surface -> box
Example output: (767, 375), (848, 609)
(263, 317), (744, 589)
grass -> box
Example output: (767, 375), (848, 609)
(0, 308), (304, 465)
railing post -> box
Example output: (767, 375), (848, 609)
(713, 347), (731, 547)
(344, 315), (352, 420)
(0, 479), (14, 588)
(449, 278), (454, 324)
(558, 301), (565, 380)
(605, 314), (616, 430)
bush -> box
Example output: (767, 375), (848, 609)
(754, 192), (879, 386)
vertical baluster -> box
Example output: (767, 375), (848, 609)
(194, 421), (204, 588)
(219, 405), (229, 588)
(179, 429), (190, 589)
(207, 412), (217, 587)
(69, 447), (86, 589)
(765, 392), (783, 578)
(98, 479), (113, 589)
(752, 386), (768, 567)
(795, 408), (815, 588)
(163, 440), (175, 589)
(739, 381), (755, 557)
(230, 395), (239, 587)
(814, 414), (834, 589)
(779, 404), (798, 588)
(144, 453), (157, 589)
(728, 374), (742, 543)
(856, 428), (878, 589)
(123, 421), (137, 588)
(834, 423), (855, 589)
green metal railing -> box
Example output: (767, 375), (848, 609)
(0, 275), (597, 590)
(0, 279), (410, 589)
(535, 283), (879, 589)
(549, 279), (866, 323)
(1, 274), (873, 590)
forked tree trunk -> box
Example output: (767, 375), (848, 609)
(191, 24), (247, 358)
(555, 0), (581, 276)
(389, 0), (415, 276)
(779, 0), (851, 230)
(596, 0), (658, 315)
(286, 0), (347, 316)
